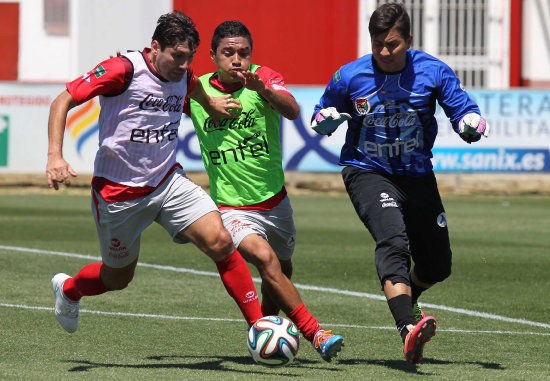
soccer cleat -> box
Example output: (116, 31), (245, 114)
(52, 273), (80, 333)
(412, 303), (426, 324)
(404, 316), (436, 364)
(313, 330), (345, 362)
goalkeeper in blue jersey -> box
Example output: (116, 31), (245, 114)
(311, 2), (490, 365)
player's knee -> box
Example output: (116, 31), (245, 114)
(376, 235), (410, 258)
(416, 260), (452, 284)
(421, 270), (450, 284)
(253, 247), (277, 271)
(432, 264), (451, 283)
(253, 250), (283, 282)
(375, 236), (410, 265)
(374, 238), (411, 284)
(204, 227), (235, 259)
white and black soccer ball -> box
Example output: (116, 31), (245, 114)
(247, 315), (300, 367)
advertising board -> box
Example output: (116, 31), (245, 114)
(1, 84), (548, 174)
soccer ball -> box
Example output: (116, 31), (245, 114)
(247, 315), (300, 367)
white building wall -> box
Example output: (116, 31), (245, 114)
(522, 0), (550, 85)
(16, 0), (71, 82)
(13, 0), (170, 82)
(71, 0), (171, 79)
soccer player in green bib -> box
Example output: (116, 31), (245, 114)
(187, 21), (344, 362)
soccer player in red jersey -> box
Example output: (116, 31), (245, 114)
(47, 11), (263, 334)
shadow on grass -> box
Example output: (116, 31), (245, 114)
(65, 355), (504, 375)
(65, 355), (342, 375)
(337, 357), (505, 374)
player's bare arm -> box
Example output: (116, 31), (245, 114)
(238, 70), (300, 120)
(189, 77), (242, 124)
(46, 90), (78, 190)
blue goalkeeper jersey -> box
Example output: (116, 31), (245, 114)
(314, 49), (481, 177)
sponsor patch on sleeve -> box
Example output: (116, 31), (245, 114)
(333, 69), (341, 83)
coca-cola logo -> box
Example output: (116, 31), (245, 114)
(363, 111), (418, 128)
(139, 94), (184, 112)
(202, 109), (257, 133)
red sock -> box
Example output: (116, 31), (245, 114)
(287, 302), (322, 343)
(215, 250), (263, 326)
(261, 300), (280, 317)
(62, 263), (108, 301)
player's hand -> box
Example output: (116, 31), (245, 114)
(46, 156), (77, 190)
(236, 70), (266, 93)
(205, 94), (242, 124)
(311, 107), (351, 135)
(459, 113), (490, 138)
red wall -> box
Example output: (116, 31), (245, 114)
(0, 2), (19, 80)
(173, 0), (358, 85)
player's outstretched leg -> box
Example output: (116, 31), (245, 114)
(404, 315), (436, 364)
(51, 273), (81, 333)
(313, 330), (345, 362)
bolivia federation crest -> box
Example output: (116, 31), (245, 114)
(354, 97), (371, 115)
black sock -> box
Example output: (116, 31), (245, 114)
(411, 282), (427, 305)
(387, 294), (416, 342)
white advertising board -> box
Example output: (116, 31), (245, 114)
(1, 83), (549, 174)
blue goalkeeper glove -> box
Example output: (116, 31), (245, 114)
(459, 113), (490, 138)
(311, 107), (351, 135)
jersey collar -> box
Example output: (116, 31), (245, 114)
(208, 73), (244, 93)
(142, 47), (169, 82)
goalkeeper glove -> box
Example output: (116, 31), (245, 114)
(459, 113), (490, 138)
(311, 107), (351, 135)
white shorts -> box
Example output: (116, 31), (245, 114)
(92, 167), (218, 268)
(220, 196), (296, 261)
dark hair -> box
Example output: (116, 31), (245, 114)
(151, 11), (200, 52)
(211, 21), (253, 53)
(368, 2), (410, 39)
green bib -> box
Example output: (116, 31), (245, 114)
(190, 65), (285, 206)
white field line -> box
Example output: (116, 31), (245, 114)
(2, 244), (550, 331)
(1, 302), (549, 337)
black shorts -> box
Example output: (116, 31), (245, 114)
(342, 166), (452, 285)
